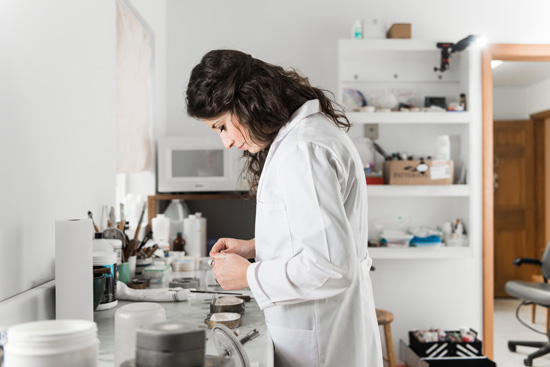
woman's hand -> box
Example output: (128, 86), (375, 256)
(210, 238), (255, 259)
(211, 253), (250, 290)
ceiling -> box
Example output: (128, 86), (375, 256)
(492, 61), (550, 87)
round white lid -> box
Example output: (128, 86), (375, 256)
(93, 251), (117, 265)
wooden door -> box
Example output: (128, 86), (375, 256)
(493, 120), (536, 297)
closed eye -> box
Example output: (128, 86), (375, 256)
(218, 124), (225, 133)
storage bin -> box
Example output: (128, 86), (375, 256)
(409, 330), (482, 358)
(400, 340), (496, 367)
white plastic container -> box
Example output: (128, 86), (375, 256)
(142, 261), (172, 284)
(171, 256), (197, 272)
(435, 135), (451, 161)
(115, 303), (166, 367)
(164, 199), (185, 244)
(183, 213), (206, 258)
(351, 20), (363, 39)
(107, 239), (123, 265)
(93, 251), (118, 310)
(4, 319), (99, 367)
(92, 238), (113, 253)
(152, 214), (171, 251)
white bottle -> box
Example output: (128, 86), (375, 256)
(183, 213), (207, 258)
(151, 214), (170, 252)
(435, 135), (451, 161)
(352, 20), (363, 39)
(164, 199), (184, 243)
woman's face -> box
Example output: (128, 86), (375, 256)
(203, 112), (266, 154)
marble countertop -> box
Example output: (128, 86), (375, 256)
(94, 266), (270, 367)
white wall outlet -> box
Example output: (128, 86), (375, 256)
(364, 124), (379, 140)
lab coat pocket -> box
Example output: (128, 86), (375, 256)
(255, 201), (293, 260)
(266, 322), (319, 367)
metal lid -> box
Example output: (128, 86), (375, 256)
(136, 321), (206, 352)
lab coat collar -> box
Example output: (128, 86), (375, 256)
(272, 99), (321, 144)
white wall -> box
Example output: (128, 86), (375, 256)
(165, 0), (550, 137)
(526, 78), (550, 115)
(0, 1), (115, 324)
(494, 78), (550, 120)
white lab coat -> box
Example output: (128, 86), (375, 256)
(247, 100), (383, 367)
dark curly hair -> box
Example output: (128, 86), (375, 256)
(186, 49), (350, 195)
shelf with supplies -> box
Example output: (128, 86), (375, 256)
(368, 246), (473, 260)
(339, 38), (481, 260)
(346, 111), (471, 124)
(366, 185), (470, 197)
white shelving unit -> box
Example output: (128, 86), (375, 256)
(339, 39), (483, 359)
(339, 39), (482, 259)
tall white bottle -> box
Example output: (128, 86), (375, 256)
(183, 212), (207, 257)
(163, 199), (185, 243)
(152, 213), (170, 252)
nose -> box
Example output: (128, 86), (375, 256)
(220, 134), (234, 149)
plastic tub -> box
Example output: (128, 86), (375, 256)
(142, 261), (172, 284)
(4, 319), (99, 367)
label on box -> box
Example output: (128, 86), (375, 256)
(430, 160), (451, 180)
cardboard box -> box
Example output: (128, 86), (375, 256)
(384, 160), (454, 185)
(386, 23), (411, 39)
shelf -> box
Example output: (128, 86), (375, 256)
(339, 39), (441, 52)
(367, 185), (470, 197)
(368, 246), (473, 259)
(346, 111), (471, 124)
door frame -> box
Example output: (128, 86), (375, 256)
(532, 110), (550, 254)
(482, 44), (550, 358)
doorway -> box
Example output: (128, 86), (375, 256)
(482, 44), (550, 359)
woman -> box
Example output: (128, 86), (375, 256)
(186, 50), (382, 367)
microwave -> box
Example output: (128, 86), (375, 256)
(157, 136), (248, 193)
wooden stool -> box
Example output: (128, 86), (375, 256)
(376, 309), (395, 367)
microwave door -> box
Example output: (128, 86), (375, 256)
(157, 136), (247, 193)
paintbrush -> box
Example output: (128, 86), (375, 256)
(137, 230), (153, 253)
(88, 211), (100, 233)
(134, 202), (147, 241)
(146, 244), (159, 258)
(118, 203), (125, 233)
(125, 202), (148, 260)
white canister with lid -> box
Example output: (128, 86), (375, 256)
(152, 214), (171, 251)
(93, 251), (118, 310)
(106, 239), (123, 265)
(114, 303), (166, 367)
(4, 319), (99, 367)
(183, 213), (206, 258)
